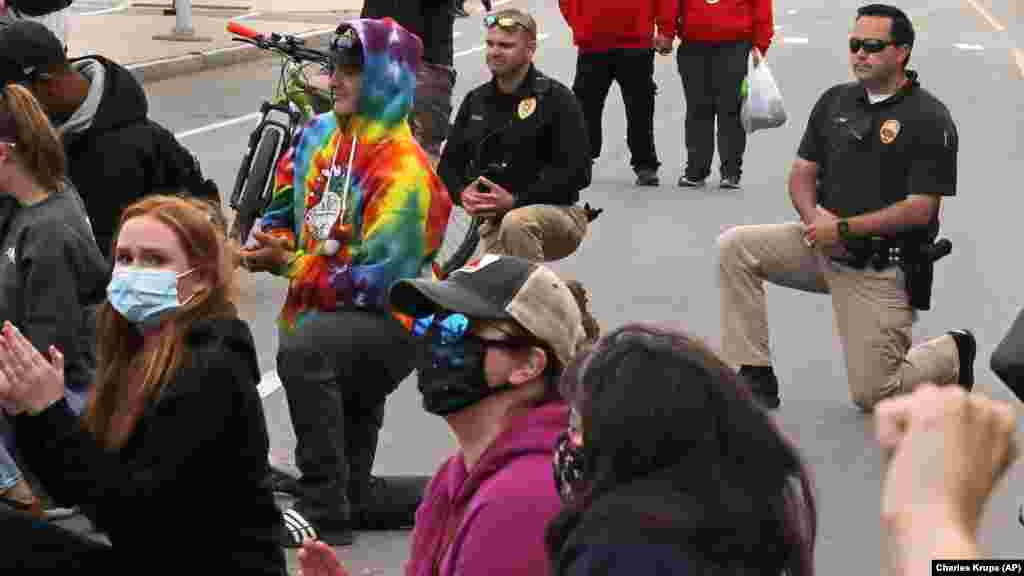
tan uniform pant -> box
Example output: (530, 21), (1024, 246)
(478, 205), (589, 262)
(718, 222), (961, 411)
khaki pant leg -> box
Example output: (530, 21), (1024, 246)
(481, 205), (588, 262)
(717, 222), (829, 367)
(823, 264), (960, 411)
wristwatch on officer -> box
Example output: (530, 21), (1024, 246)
(837, 219), (853, 242)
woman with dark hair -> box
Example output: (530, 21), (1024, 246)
(546, 323), (817, 575)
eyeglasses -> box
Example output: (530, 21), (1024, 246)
(849, 37), (897, 54)
(484, 14), (531, 35)
(413, 313), (534, 369)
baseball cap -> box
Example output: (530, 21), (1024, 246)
(329, 23), (364, 69)
(0, 20), (66, 85)
(390, 254), (585, 367)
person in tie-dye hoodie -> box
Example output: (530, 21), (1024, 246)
(239, 18), (452, 547)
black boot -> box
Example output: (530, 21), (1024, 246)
(948, 329), (976, 391)
(347, 403), (428, 530)
(738, 365), (781, 409)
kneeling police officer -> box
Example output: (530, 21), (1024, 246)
(716, 4), (974, 411)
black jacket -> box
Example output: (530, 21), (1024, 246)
(361, 0), (454, 66)
(15, 316), (286, 575)
(62, 56), (219, 256)
(439, 65), (592, 208)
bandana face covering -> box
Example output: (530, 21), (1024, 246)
(553, 408), (586, 505)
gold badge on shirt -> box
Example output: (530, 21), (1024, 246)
(880, 119), (901, 144)
(518, 97), (537, 120)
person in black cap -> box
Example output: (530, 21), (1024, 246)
(393, 255), (595, 575)
(238, 19), (452, 547)
(0, 20), (218, 258)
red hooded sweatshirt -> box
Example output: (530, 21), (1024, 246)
(676, 0), (774, 55)
(559, 0), (677, 53)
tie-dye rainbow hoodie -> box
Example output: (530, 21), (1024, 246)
(258, 18), (452, 332)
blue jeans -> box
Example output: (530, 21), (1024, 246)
(0, 390), (87, 492)
(0, 415), (19, 492)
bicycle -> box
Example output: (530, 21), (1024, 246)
(225, 21), (334, 245)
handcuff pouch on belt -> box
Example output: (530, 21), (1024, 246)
(835, 235), (953, 311)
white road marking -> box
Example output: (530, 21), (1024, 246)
(953, 43), (985, 51)
(175, 112), (262, 139)
(258, 370), (282, 398)
(783, 36), (809, 44)
(177, 33), (551, 140)
(79, 1), (130, 16)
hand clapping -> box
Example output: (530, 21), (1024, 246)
(0, 321), (65, 416)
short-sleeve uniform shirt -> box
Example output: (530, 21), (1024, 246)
(796, 71), (958, 237)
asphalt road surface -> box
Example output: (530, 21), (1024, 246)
(138, 0), (1024, 572)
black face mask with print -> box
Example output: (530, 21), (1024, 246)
(414, 313), (518, 417)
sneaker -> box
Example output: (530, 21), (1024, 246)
(452, 5), (469, 17)
(279, 508), (353, 548)
(720, 176), (742, 189)
(351, 475), (430, 531)
(635, 168), (660, 186)
(677, 175), (706, 188)
(948, 329), (976, 390)
(738, 365), (781, 410)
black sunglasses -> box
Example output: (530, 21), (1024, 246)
(849, 37), (899, 54)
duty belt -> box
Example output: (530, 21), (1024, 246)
(830, 237), (904, 271)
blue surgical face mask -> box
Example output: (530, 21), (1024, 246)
(107, 267), (199, 327)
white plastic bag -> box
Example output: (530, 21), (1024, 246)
(740, 49), (787, 134)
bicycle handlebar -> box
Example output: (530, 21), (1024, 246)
(227, 22), (330, 66)
(227, 21), (261, 40)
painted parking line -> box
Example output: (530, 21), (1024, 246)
(258, 370), (282, 398)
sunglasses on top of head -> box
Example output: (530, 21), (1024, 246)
(484, 14), (529, 34)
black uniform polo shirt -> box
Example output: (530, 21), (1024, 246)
(796, 71), (958, 237)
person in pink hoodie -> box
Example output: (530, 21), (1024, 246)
(292, 255), (599, 576)
(392, 255), (597, 576)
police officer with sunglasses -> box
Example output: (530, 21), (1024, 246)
(438, 8), (596, 264)
(716, 4), (974, 412)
